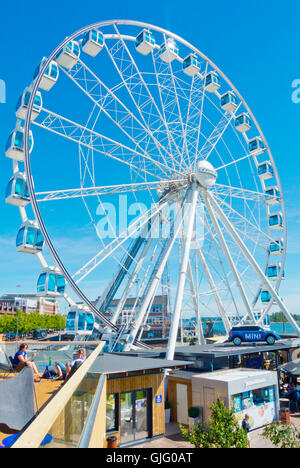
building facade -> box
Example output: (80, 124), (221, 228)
(0, 294), (60, 316)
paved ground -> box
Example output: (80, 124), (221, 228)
(132, 414), (300, 449)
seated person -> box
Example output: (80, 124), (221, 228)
(55, 348), (86, 381)
(12, 343), (41, 377)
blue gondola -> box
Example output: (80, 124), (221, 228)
(269, 239), (284, 255)
(235, 113), (251, 132)
(56, 41), (80, 70)
(82, 29), (104, 57)
(182, 53), (201, 77)
(33, 57), (59, 91)
(269, 213), (283, 230)
(265, 186), (281, 205)
(249, 137), (265, 155)
(204, 71), (221, 93)
(66, 306), (94, 336)
(15, 87), (42, 121)
(16, 220), (44, 254)
(159, 38), (179, 63)
(135, 29), (155, 55)
(220, 91), (238, 113)
(258, 161), (274, 180)
(5, 124), (34, 162)
(261, 290), (272, 303)
(37, 267), (66, 297)
(5, 172), (30, 207)
(267, 263), (284, 281)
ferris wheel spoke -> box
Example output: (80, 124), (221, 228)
(34, 107), (170, 180)
(58, 62), (177, 179)
(216, 152), (253, 171)
(213, 184), (266, 203)
(207, 192), (300, 336)
(107, 26), (182, 175)
(72, 197), (170, 284)
(35, 179), (179, 203)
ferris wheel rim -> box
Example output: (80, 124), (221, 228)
(22, 19), (287, 328)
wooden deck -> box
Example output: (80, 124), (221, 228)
(0, 375), (62, 447)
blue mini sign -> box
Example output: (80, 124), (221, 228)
(155, 394), (162, 404)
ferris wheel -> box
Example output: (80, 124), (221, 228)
(5, 20), (300, 357)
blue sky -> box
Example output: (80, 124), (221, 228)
(1, 0), (300, 315)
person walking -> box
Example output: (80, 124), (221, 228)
(242, 414), (251, 448)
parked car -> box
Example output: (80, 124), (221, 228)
(228, 326), (281, 346)
(33, 329), (48, 339)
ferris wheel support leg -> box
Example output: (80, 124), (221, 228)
(195, 242), (231, 335)
(187, 260), (205, 345)
(166, 184), (199, 361)
(208, 192), (300, 338)
(124, 190), (191, 351)
(203, 191), (257, 325)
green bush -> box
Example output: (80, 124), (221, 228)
(164, 401), (171, 410)
(263, 422), (300, 448)
(0, 310), (66, 335)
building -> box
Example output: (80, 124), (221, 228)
(0, 294), (59, 316)
(95, 295), (171, 341)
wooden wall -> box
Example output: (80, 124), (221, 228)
(167, 375), (192, 422)
(104, 373), (165, 447)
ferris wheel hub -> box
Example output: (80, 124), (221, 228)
(195, 160), (217, 188)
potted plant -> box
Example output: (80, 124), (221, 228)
(165, 401), (171, 424)
(188, 406), (200, 429)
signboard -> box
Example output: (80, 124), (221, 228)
(155, 394), (162, 404)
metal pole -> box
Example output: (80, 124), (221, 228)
(166, 184), (198, 360)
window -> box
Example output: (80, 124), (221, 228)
(106, 393), (118, 433)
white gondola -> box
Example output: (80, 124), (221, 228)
(182, 53), (201, 77)
(265, 186), (281, 205)
(159, 38), (179, 63)
(258, 161), (274, 180)
(16, 220), (44, 254)
(66, 306), (95, 336)
(261, 290), (272, 303)
(82, 29), (104, 57)
(37, 267), (66, 297)
(235, 113), (251, 132)
(249, 137), (265, 155)
(33, 57), (59, 91)
(135, 29), (155, 55)
(56, 41), (80, 70)
(269, 212), (283, 230)
(5, 124), (34, 162)
(220, 91), (238, 113)
(204, 71), (221, 93)
(267, 263), (284, 281)
(15, 87), (42, 121)
(5, 172), (30, 207)
(269, 239), (284, 256)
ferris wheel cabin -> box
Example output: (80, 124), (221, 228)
(159, 38), (179, 63)
(182, 53), (201, 77)
(37, 267), (66, 297)
(249, 137), (266, 155)
(267, 263), (284, 281)
(15, 88), (42, 121)
(33, 58), (59, 91)
(5, 173), (30, 207)
(235, 113), (251, 133)
(5, 126), (34, 162)
(269, 213), (283, 230)
(261, 290), (272, 303)
(56, 41), (80, 70)
(135, 29), (156, 55)
(82, 30), (104, 57)
(16, 220), (44, 254)
(258, 161), (274, 180)
(269, 239), (284, 256)
(204, 71), (221, 93)
(220, 91), (238, 113)
(66, 307), (95, 336)
(265, 186), (281, 205)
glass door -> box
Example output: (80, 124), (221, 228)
(135, 390), (150, 440)
(120, 389), (151, 445)
(120, 392), (134, 444)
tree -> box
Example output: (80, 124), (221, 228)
(180, 398), (248, 448)
(263, 422), (300, 448)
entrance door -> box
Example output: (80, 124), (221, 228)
(176, 384), (188, 425)
(120, 389), (151, 445)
